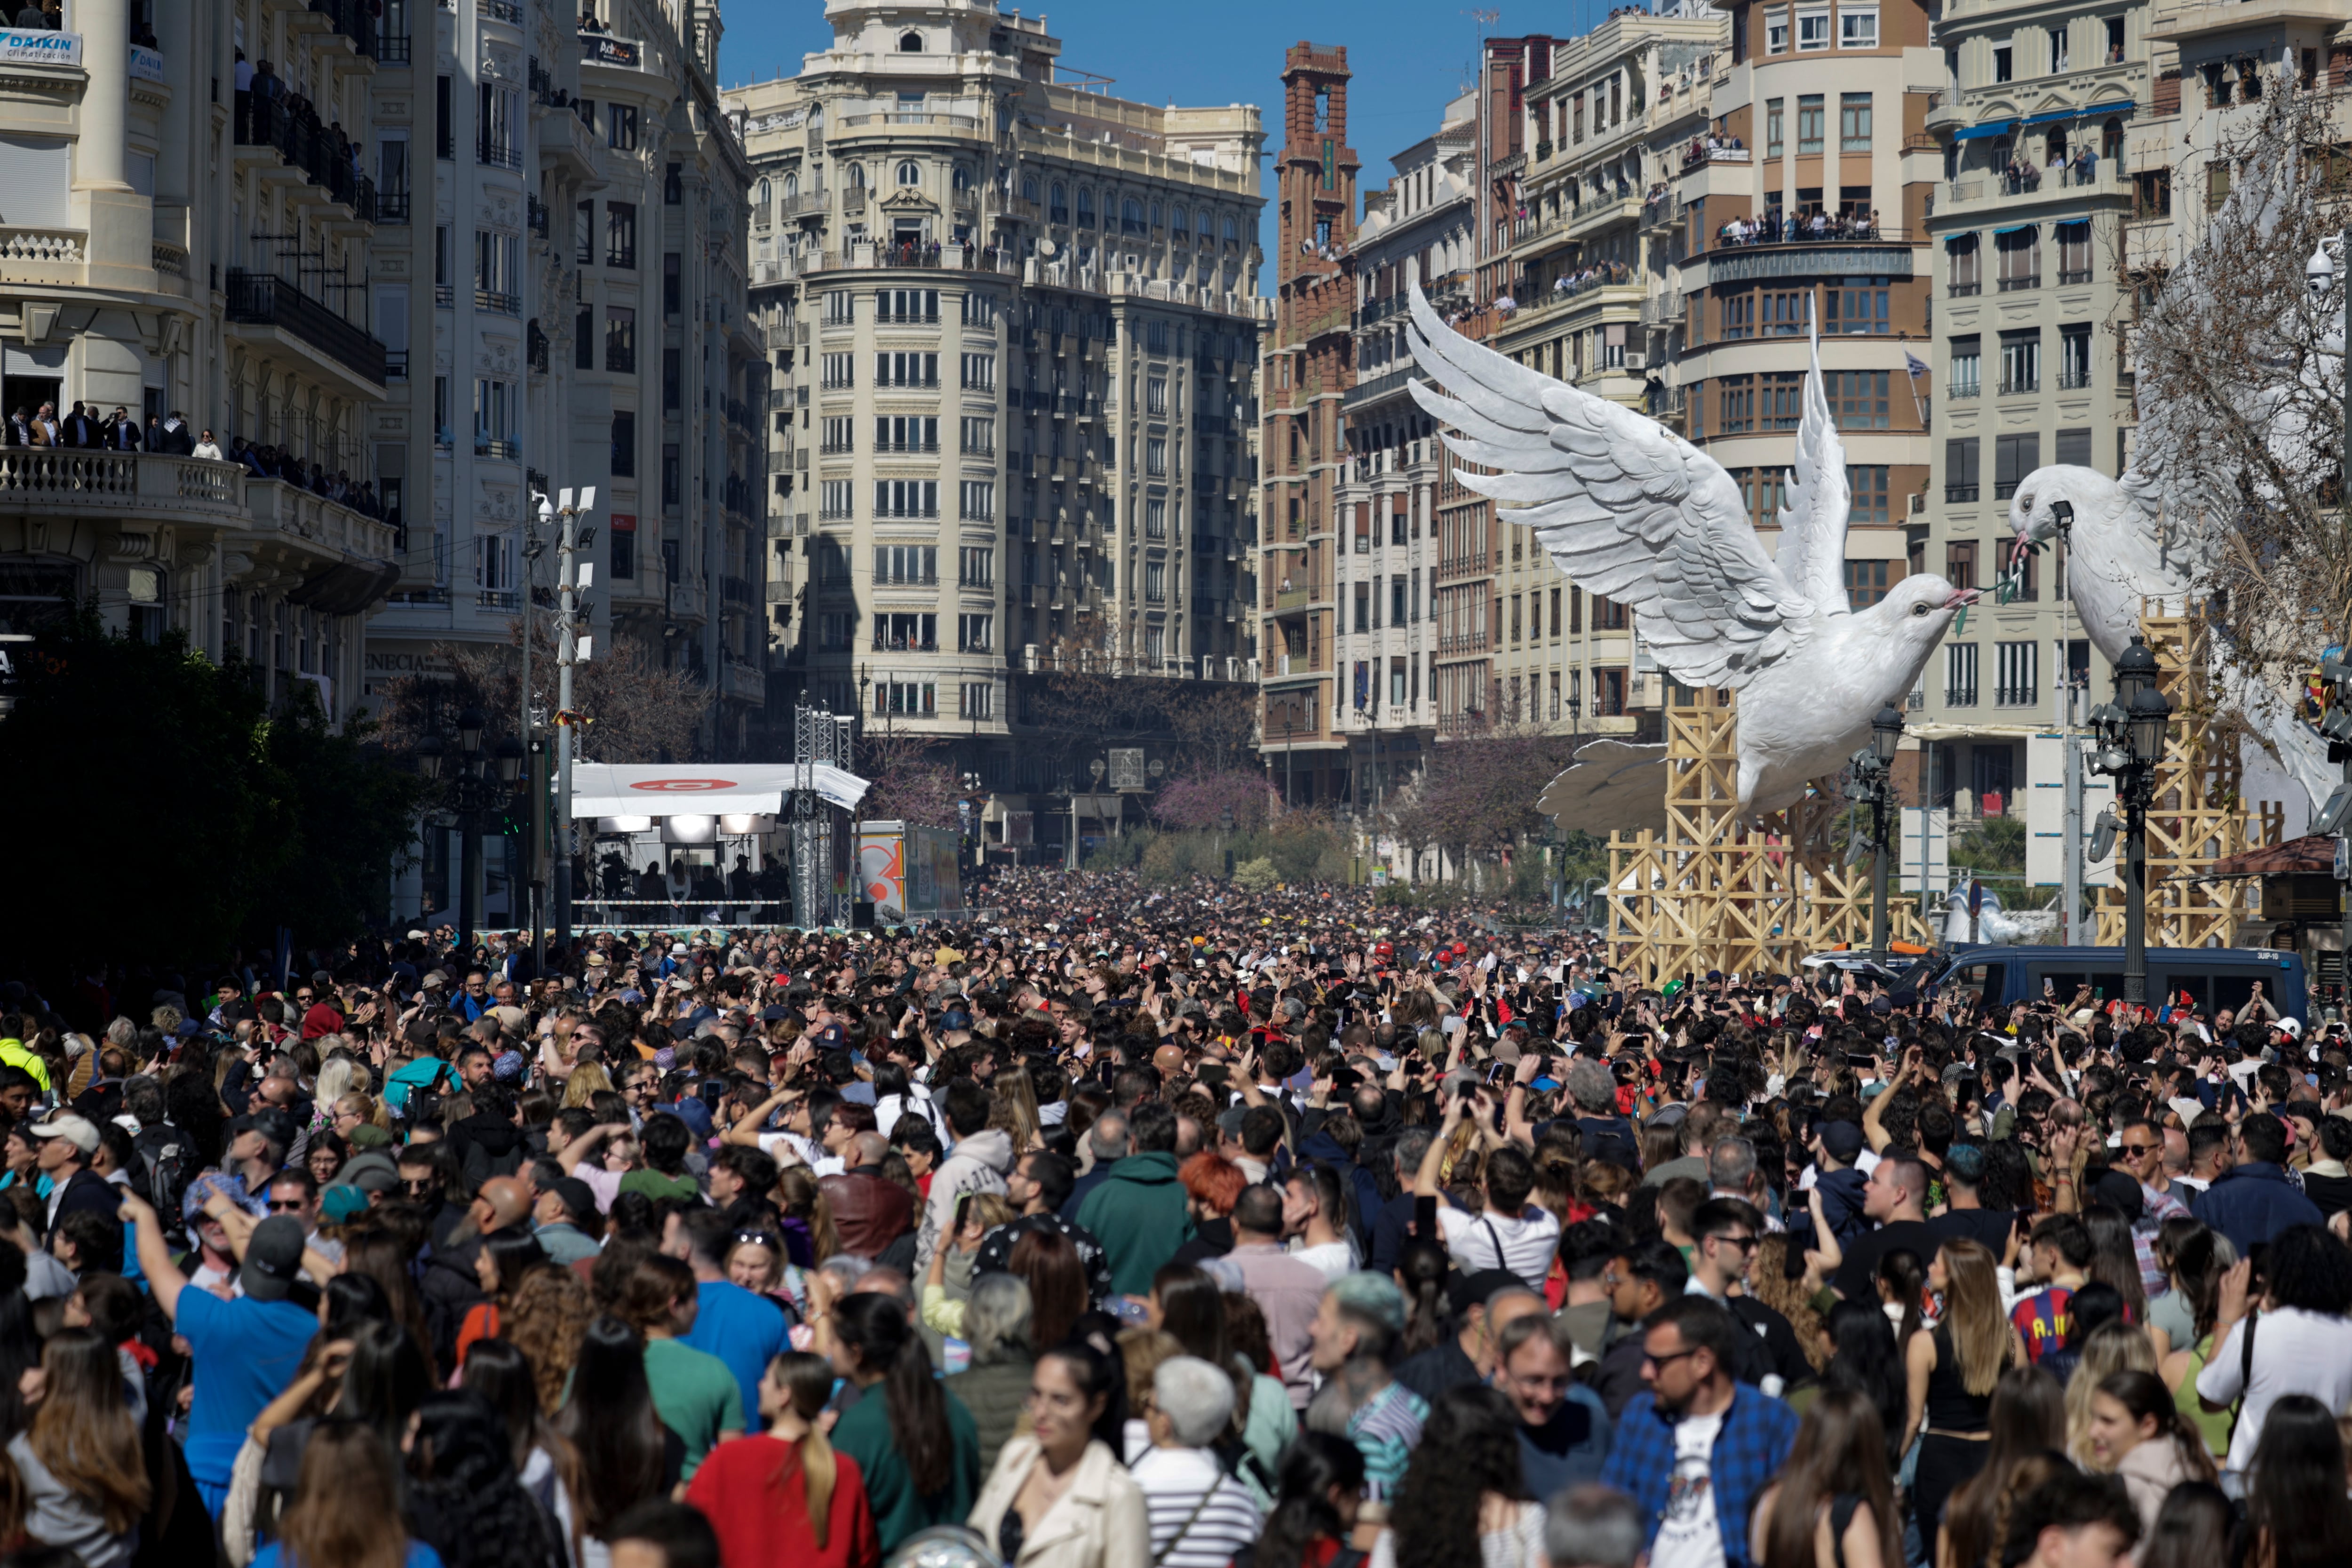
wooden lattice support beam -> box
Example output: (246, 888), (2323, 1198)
(1605, 692), (1928, 984)
(2092, 605), (2276, 948)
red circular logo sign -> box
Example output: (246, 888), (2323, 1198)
(628, 778), (738, 792)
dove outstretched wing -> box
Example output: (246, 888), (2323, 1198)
(1406, 284), (1811, 691)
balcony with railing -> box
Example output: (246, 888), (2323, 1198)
(476, 288), (521, 316)
(0, 451), (246, 528)
(225, 271), (389, 386)
(302, 0), (381, 59)
(478, 134), (524, 171)
(232, 96), (379, 221)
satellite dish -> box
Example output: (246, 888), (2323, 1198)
(1037, 238), (1057, 258)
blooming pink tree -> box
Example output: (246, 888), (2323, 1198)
(1149, 767), (1279, 833)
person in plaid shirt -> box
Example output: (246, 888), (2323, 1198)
(1598, 1297), (1798, 1568)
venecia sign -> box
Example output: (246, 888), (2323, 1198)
(0, 30), (83, 66)
(628, 778), (739, 793)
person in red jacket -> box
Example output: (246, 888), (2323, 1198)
(686, 1350), (880, 1568)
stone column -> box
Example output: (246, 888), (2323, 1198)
(74, 0), (131, 191)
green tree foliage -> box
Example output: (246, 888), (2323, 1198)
(0, 610), (423, 970)
(1232, 856), (1279, 893)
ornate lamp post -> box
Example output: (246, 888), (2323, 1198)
(416, 704), (526, 951)
(2089, 635), (2170, 1005)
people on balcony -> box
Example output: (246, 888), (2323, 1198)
(153, 412), (197, 456)
(1715, 206), (1879, 246)
(101, 408), (142, 452)
(193, 430), (224, 462)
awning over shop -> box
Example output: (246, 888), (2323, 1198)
(570, 762), (869, 819)
(2018, 102), (2135, 127)
(1953, 120), (2016, 141)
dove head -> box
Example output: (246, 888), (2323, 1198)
(1866, 572), (1977, 659)
(2010, 465), (2121, 549)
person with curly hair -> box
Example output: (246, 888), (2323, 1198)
(1374, 1383), (1540, 1568)
(402, 1392), (564, 1568)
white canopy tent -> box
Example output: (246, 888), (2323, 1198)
(570, 762), (869, 821)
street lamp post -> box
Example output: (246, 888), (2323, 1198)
(2088, 635), (2171, 1005)
(1843, 704), (1907, 963)
(544, 486), (597, 956)
(2311, 235), (2352, 1007)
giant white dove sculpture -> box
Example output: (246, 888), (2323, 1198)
(1406, 284), (1978, 814)
(2007, 468), (2336, 808)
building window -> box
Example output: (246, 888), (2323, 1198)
(1841, 6), (1879, 47)
(1847, 464), (1890, 523)
(875, 415), (938, 452)
(959, 546), (994, 586)
(610, 411), (635, 476)
(608, 103), (638, 149)
(1719, 375), (1755, 433)
(606, 201), (637, 268)
(610, 522), (636, 578)
(2059, 324), (2093, 389)
(959, 353), (995, 390)
(896, 159), (921, 186)
(1595, 668), (1628, 715)
(822, 353), (855, 388)
(1946, 438), (1980, 503)
(1839, 92), (1872, 149)
(874, 681), (938, 714)
(958, 614), (993, 652)
(662, 346), (680, 410)
(1845, 558), (1890, 607)
(1995, 226), (2039, 290)
(1996, 640), (2038, 706)
(960, 416), (993, 454)
(1145, 498), (1168, 538)
(819, 479), (852, 519)
(1998, 329), (2040, 395)
(472, 378), (516, 457)
(663, 252), (681, 315)
(1145, 561), (1166, 602)
(874, 545), (938, 584)
(1945, 642), (1979, 707)
(1145, 438), (1168, 476)
(1766, 10), (1789, 52)
(605, 306), (635, 374)
(663, 443), (681, 505)
(1796, 95), (1825, 152)
(1831, 371), (1890, 429)
(1948, 233), (1981, 296)
(1797, 10), (1830, 49)
(961, 682), (993, 718)
(873, 479), (938, 517)
(874, 352), (938, 388)
(1825, 279), (1889, 334)
(2056, 220), (2092, 284)
(1950, 336), (1981, 398)
(959, 480), (994, 520)
(1946, 540), (1978, 590)
(1994, 433), (2039, 500)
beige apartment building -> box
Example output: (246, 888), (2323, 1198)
(1488, 10), (1732, 741)
(0, 0), (397, 716)
(1915, 0), (2149, 812)
(1325, 88), (1476, 807)
(725, 0), (1265, 824)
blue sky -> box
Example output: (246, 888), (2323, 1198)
(717, 1), (1632, 280)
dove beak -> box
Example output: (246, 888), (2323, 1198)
(1943, 589), (1979, 610)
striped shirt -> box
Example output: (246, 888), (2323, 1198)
(1131, 1448), (1265, 1568)
(1347, 1382), (1430, 1504)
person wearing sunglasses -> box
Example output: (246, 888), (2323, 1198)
(1597, 1295), (1800, 1568)
(1686, 1198), (1813, 1396)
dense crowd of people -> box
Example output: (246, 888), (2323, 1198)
(0, 865), (2347, 1568)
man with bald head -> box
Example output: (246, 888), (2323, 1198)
(819, 1128), (915, 1257)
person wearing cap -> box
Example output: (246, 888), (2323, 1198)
(531, 1176), (603, 1265)
(116, 1188), (317, 1516)
(32, 1112), (117, 1230)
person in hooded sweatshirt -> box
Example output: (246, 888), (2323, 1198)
(914, 1081), (1013, 1274)
(1077, 1101), (1195, 1296)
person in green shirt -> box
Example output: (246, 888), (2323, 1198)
(623, 1252), (742, 1478)
(826, 1290), (980, 1554)
(620, 1112), (701, 1204)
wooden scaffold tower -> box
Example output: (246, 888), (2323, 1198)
(1606, 690), (1929, 983)
(2092, 607), (2280, 948)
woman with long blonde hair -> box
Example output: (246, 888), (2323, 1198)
(2061, 1318), (2157, 1467)
(558, 1061), (614, 1110)
(986, 1066), (1041, 1157)
(10, 1327), (150, 1568)
(686, 1350), (879, 1568)
(1903, 1240), (2023, 1558)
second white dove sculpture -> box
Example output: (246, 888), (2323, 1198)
(1406, 283), (1978, 815)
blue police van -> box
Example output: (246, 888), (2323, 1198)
(1925, 945), (2308, 1021)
